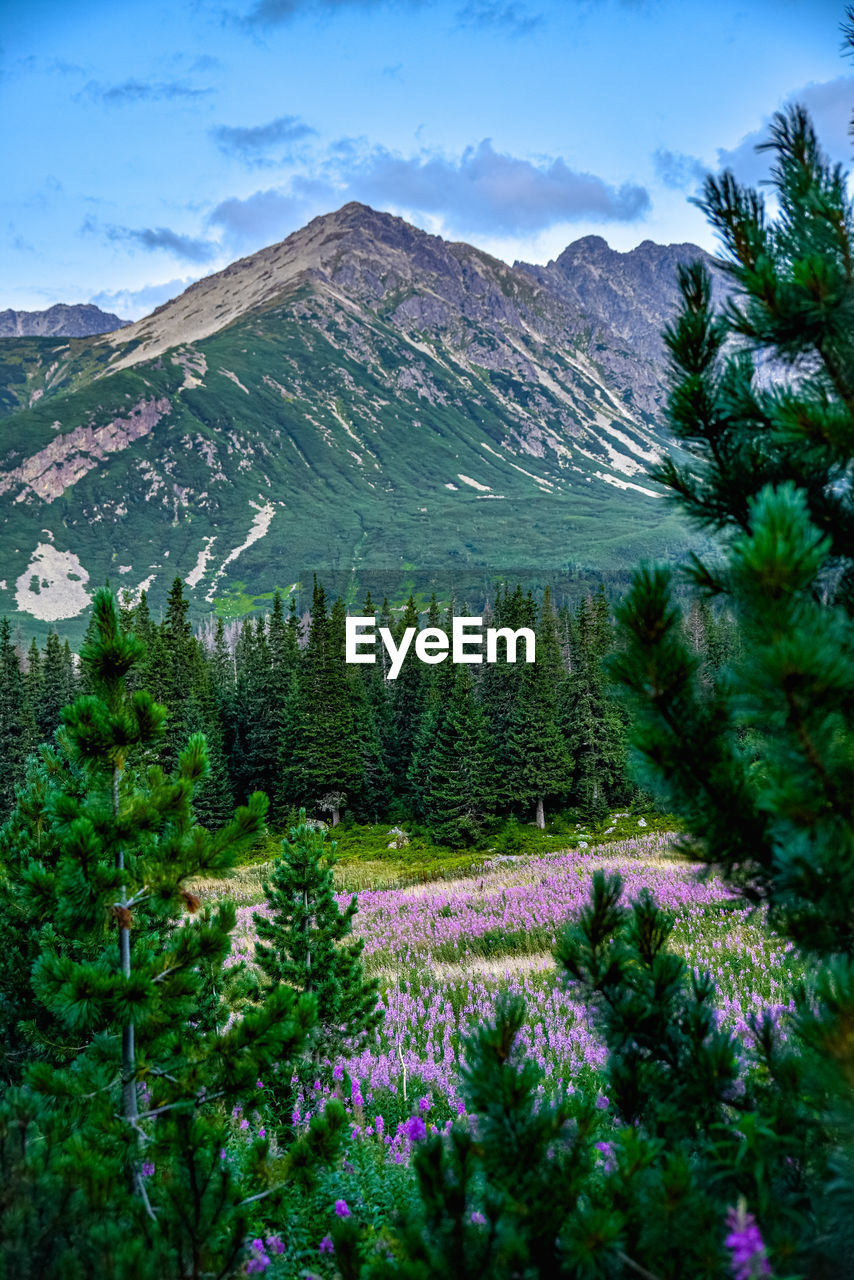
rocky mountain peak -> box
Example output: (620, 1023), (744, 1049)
(0, 303), (129, 339)
(106, 202), (459, 370)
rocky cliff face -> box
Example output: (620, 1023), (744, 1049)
(0, 204), (716, 627)
(0, 304), (130, 338)
(516, 235), (726, 416)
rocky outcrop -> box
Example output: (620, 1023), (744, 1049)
(0, 397), (170, 502)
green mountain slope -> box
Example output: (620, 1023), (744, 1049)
(0, 203), (713, 631)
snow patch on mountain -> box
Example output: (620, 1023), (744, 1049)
(205, 501), (277, 602)
(186, 536), (217, 588)
(15, 544), (91, 620)
(457, 474), (491, 492)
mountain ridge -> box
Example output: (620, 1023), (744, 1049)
(0, 304), (130, 338)
(0, 204), (718, 632)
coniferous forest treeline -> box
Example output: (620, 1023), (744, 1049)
(0, 578), (735, 840)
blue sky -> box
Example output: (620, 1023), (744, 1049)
(2, 0), (851, 317)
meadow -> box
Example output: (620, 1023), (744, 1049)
(204, 820), (806, 1275)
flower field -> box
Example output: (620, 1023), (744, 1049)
(229, 829), (803, 1131)
(215, 827), (809, 1275)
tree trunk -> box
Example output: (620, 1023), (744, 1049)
(535, 796), (545, 829)
(303, 888), (312, 984)
(115, 766), (138, 1128)
(331, 807), (340, 827)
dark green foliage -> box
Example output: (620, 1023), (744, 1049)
(602, 91), (854, 1274)
(38, 629), (77, 742)
(501, 589), (572, 827)
(0, 589), (343, 1276)
(388, 595), (425, 799)
(0, 744), (89, 1079)
(254, 810), (380, 1057)
(612, 102), (854, 950)
(0, 574), (644, 841)
(184, 660), (235, 831)
(416, 667), (497, 845)
(288, 583), (364, 823)
(0, 618), (32, 811)
(563, 588), (628, 824)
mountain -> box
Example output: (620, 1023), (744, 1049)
(0, 304), (130, 338)
(0, 203), (719, 631)
(516, 235), (726, 417)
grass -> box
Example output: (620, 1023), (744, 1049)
(197, 811), (685, 900)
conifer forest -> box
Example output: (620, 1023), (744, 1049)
(4, 14), (854, 1280)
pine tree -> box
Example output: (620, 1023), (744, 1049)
(157, 577), (198, 774)
(501, 588), (571, 828)
(388, 594), (424, 800)
(229, 617), (258, 802)
(290, 583), (363, 824)
(254, 810), (380, 1057)
(0, 617), (31, 813)
(246, 615), (281, 800)
(420, 667), (496, 845)
(0, 742), (89, 1079)
(603, 92), (854, 1269)
(563, 592), (627, 823)
(274, 596), (305, 823)
(39, 629), (74, 743)
(24, 637), (41, 721)
(354, 591), (394, 821)
(185, 656), (235, 830)
(0, 590), (344, 1276)
(479, 584), (538, 813)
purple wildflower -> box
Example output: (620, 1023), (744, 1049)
(319, 1235), (335, 1255)
(265, 1235), (284, 1255)
(403, 1115), (427, 1141)
(141, 1162), (155, 1177)
(245, 1238), (271, 1274)
(334, 1199), (351, 1218)
(418, 1095), (431, 1113)
(725, 1202), (771, 1280)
